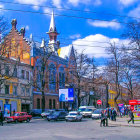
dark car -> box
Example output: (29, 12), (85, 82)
(47, 111), (67, 121)
(29, 110), (41, 117)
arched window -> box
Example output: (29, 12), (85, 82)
(49, 64), (56, 90)
(59, 67), (65, 88)
(49, 99), (52, 109)
(53, 99), (56, 109)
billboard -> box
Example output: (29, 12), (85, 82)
(59, 88), (74, 102)
(4, 104), (11, 117)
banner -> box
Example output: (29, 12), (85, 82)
(59, 88), (74, 102)
(118, 103), (124, 113)
(4, 104), (11, 117)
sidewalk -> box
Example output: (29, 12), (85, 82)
(96, 117), (140, 127)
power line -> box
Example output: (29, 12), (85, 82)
(0, 7), (139, 25)
(1, 0), (140, 20)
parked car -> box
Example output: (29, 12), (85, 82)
(65, 111), (82, 122)
(29, 109), (41, 117)
(47, 111), (67, 121)
(6, 112), (32, 123)
(92, 109), (102, 120)
(82, 109), (94, 118)
(78, 106), (96, 117)
(41, 110), (54, 118)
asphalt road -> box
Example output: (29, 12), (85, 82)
(0, 118), (140, 140)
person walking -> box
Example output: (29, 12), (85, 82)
(100, 110), (105, 127)
(113, 108), (117, 121)
(104, 110), (108, 126)
(128, 109), (134, 124)
(106, 107), (110, 119)
(0, 106), (4, 126)
(110, 108), (114, 121)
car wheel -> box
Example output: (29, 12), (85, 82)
(26, 118), (30, 122)
(47, 119), (50, 121)
(15, 119), (18, 123)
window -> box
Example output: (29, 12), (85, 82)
(5, 65), (9, 76)
(5, 85), (9, 94)
(53, 99), (56, 109)
(26, 88), (30, 96)
(26, 71), (29, 80)
(21, 87), (25, 95)
(59, 67), (65, 88)
(49, 64), (56, 90)
(63, 102), (65, 109)
(13, 68), (17, 77)
(13, 86), (17, 95)
(49, 99), (52, 109)
(37, 98), (40, 109)
(21, 70), (25, 79)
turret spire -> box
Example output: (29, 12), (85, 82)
(49, 10), (57, 33)
(47, 10), (60, 55)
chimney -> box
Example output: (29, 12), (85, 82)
(20, 27), (25, 37)
(11, 19), (17, 29)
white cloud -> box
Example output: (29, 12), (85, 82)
(129, 4), (140, 19)
(25, 25), (29, 30)
(43, 8), (52, 15)
(69, 34), (81, 39)
(119, 0), (137, 6)
(93, 0), (102, 6)
(87, 19), (121, 30)
(0, 4), (4, 9)
(68, 0), (93, 6)
(60, 34), (129, 59)
(52, 0), (61, 8)
(15, 0), (47, 10)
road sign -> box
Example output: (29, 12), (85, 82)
(97, 100), (102, 105)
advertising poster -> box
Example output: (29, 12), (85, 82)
(59, 89), (68, 102)
(59, 88), (74, 102)
(4, 104), (11, 117)
(118, 103), (124, 113)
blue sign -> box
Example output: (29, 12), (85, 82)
(59, 88), (74, 102)
(118, 103), (124, 113)
(4, 104), (11, 117)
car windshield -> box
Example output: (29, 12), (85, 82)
(93, 109), (102, 114)
(78, 108), (86, 112)
(69, 113), (77, 116)
(51, 112), (60, 116)
(14, 113), (19, 116)
(85, 109), (92, 111)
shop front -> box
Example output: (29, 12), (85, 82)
(129, 99), (140, 117)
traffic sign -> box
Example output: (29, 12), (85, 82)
(97, 100), (102, 105)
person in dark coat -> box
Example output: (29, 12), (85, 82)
(100, 110), (105, 127)
(113, 109), (117, 121)
(128, 109), (134, 124)
(0, 106), (4, 126)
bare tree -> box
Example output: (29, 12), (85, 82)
(31, 40), (52, 112)
(105, 43), (123, 111)
(69, 49), (92, 108)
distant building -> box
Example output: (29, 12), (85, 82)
(31, 11), (75, 110)
(0, 19), (32, 113)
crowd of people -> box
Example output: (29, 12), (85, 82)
(100, 107), (134, 127)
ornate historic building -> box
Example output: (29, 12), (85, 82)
(0, 19), (32, 114)
(31, 11), (75, 110)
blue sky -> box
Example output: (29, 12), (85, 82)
(0, 0), (140, 65)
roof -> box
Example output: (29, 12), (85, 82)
(58, 45), (72, 59)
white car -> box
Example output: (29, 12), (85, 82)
(92, 109), (102, 120)
(65, 111), (82, 122)
(81, 109), (93, 118)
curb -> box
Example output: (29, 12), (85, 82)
(96, 120), (140, 128)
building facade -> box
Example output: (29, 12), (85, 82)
(0, 19), (32, 114)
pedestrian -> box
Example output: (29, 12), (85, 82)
(13, 109), (16, 116)
(110, 108), (114, 121)
(113, 109), (117, 121)
(104, 110), (108, 126)
(106, 107), (110, 119)
(128, 109), (134, 124)
(0, 106), (4, 126)
(100, 110), (105, 127)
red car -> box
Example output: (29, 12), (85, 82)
(6, 112), (32, 123)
